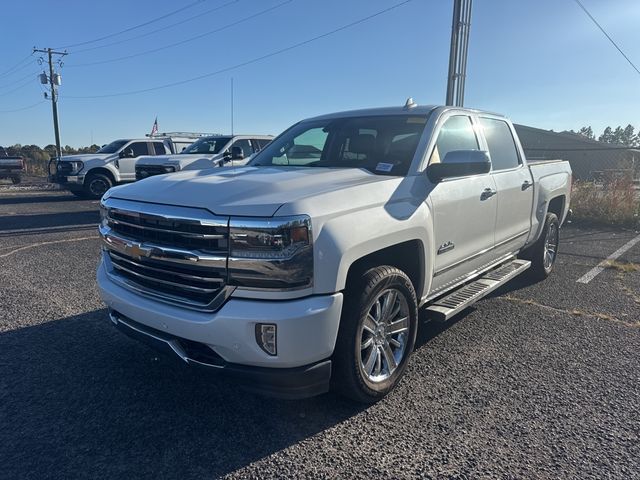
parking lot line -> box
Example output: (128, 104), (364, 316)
(0, 236), (96, 259)
(576, 234), (640, 284)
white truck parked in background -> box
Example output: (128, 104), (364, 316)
(97, 103), (571, 402)
(52, 134), (205, 198)
(134, 134), (273, 180)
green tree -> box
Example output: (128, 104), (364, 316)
(621, 124), (635, 146)
(578, 126), (594, 140)
(599, 126), (613, 143)
(612, 126), (624, 144)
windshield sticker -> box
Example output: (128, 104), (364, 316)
(406, 117), (427, 124)
(376, 162), (394, 172)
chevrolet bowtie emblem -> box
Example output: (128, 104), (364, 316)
(125, 242), (153, 258)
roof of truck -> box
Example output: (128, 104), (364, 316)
(306, 104), (507, 121)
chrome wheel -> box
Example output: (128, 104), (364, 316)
(543, 221), (559, 270)
(89, 178), (108, 197)
(359, 288), (410, 383)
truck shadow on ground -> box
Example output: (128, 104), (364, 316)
(0, 309), (365, 478)
(0, 193), (86, 205)
(0, 211), (99, 232)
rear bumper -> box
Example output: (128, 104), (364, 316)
(109, 309), (332, 399)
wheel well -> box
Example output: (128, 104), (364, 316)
(85, 167), (115, 186)
(345, 240), (424, 296)
(548, 196), (565, 220)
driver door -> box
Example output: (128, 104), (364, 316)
(428, 114), (499, 295)
(117, 141), (151, 182)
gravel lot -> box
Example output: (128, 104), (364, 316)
(1, 189), (638, 479)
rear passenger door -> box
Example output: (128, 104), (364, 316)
(480, 117), (534, 259)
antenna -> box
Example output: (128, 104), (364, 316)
(230, 77), (234, 136)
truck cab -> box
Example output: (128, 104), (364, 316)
(52, 135), (202, 199)
(135, 135), (273, 180)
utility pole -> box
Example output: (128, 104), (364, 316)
(445, 0), (473, 106)
(33, 47), (67, 159)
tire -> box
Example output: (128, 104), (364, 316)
(69, 189), (88, 199)
(10, 176), (20, 185)
(332, 265), (418, 403)
(84, 173), (112, 199)
(522, 212), (560, 281)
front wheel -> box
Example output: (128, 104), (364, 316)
(332, 266), (418, 403)
(84, 173), (112, 199)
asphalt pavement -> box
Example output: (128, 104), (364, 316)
(0, 188), (638, 479)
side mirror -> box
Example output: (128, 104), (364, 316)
(230, 146), (244, 160)
(427, 150), (491, 182)
(119, 148), (134, 159)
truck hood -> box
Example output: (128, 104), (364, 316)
(60, 154), (111, 162)
(107, 166), (398, 217)
(136, 153), (216, 166)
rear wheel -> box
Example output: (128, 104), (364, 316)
(84, 173), (112, 199)
(523, 212), (560, 280)
(332, 265), (418, 403)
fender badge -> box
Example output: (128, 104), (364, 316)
(437, 241), (455, 255)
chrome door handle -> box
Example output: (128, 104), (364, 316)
(522, 180), (533, 190)
(481, 188), (497, 200)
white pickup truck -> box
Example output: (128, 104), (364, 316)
(134, 134), (273, 180)
(97, 104), (571, 402)
(52, 135), (202, 199)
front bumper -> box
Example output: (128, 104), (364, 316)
(109, 309), (332, 399)
(50, 172), (84, 186)
(97, 261), (343, 394)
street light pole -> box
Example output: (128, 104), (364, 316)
(445, 0), (473, 107)
(34, 47), (67, 160)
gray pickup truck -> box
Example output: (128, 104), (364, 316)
(0, 147), (24, 184)
(97, 103), (572, 402)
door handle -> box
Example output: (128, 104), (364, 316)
(480, 188), (497, 200)
(522, 180), (533, 190)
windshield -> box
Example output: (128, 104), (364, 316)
(97, 140), (128, 154)
(250, 115), (428, 176)
(182, 137), (231, 154)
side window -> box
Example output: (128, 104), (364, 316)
(480, 118), (520, 170)
(231, 139), (253, 158)
(152, 142), (168, 155)
(429, 115), (478, 164)
(128, 142), (150, 158)
(252, 139), (270, 152)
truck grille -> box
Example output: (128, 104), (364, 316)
(135, 165), (173, 180)
(57, 162), (73, 175)
(101, 198), (231, 312)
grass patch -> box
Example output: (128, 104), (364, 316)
(603, 260), (640, 273)
(570, 179), (639, 227)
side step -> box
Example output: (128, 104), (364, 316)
(426, 259), (531, 322)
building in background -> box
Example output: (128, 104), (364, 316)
(515, 124), (640, 183)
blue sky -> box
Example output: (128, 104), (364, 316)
(0, 0), (638, 147)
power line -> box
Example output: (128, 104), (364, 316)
(0, 58), (37, 79)
(0, 100), (46, 114)
(572, 0), (640, 77)
(65, 0), (412, 99)
(0, 77), (36, 97)
(72, 0), (240, 54)
(55, 0), (210, 49)
(0, 70), (40, 89)
(0, 53), (33, 78)
(67, 0), (293, 67)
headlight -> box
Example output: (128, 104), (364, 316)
(164, 166), (176, 173)
(228, 215), (313, 290)
(99, 202), (108, 227)
(58, 161), (84, 174)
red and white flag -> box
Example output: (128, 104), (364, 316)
(150, 117), (158, 136)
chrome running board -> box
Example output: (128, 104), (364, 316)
(425, 259), (531, 322)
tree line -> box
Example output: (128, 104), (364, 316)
(1, 144), (101, 176)
(572, 125), (640, 147)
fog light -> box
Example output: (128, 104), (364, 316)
(255, 323), (277, 356)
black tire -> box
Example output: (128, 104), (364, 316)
(332, 265), (418, 403)
(10, 176), (21, 185)
(84, 173), (112, 199)
(69, 189), (88, 199)
(522, 212), (560, 281)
